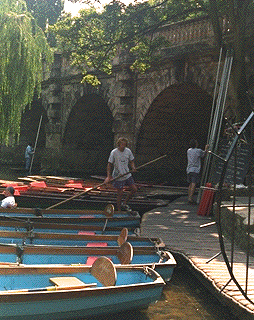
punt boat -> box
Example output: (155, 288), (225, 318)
(0, 217), (140, 235)
(0, 205), (141, 229)
(0, 227), (164, 248)
(0, 178), (168, 213)
(0, 257), (165, 319)
(0, 241), (176, 282)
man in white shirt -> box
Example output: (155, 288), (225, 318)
(187, 139), (208, 204)
(105, 137), (137, 211)
(1, 186), (17, 208)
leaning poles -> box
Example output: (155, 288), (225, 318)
(46, 154), (167, 210)
(29, 114), (43, 175)
(197, 49), (233, 202)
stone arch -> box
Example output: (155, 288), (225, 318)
(61, 81), (111, 137)
(135, 58), (217, 134)
(135, 82), (213, 186)
(61, 93), (114, 175)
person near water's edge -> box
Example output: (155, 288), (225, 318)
(1, 186), (17, 208)
(104, 137), (137, 211)
(187, 139), (209, 204)
(25, 143), (34, 173)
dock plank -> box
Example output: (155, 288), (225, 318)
(141, 196), (254, 318)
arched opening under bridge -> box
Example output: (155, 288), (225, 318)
(135, 83), (213, 186)
(3, 99), (47, 171)
(62, 94), (114, 176)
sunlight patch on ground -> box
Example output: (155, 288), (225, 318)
(210, 233), (219, 238)
(150, 211), (162, 215)
(157, 225), (169, 230)
(172, 209), (190, 215)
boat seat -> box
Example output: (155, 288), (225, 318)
(86, 242), (108, 247)
(50, 277), (97, 289)
(78, 231), (96, 235)
(86, 256), (112, 265)
(86, 256), (97, 265)
(79, 215), (95, 218)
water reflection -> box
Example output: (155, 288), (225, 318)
(82, 266), (240, 320)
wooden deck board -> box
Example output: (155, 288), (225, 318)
(141, 196), (254, 318)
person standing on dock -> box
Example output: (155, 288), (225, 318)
(25, 143), (34, 174)
(187, 139), (208, 204)
(105, 137), (137, 211)
(1, 186), (17, 208)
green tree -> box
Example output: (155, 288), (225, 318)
(51, 0), (196, 83)
(25, 0), (64, 30)
(51, 0), (254, 120)
(0, 0), (53, 144)
(207, 0), (254, 119)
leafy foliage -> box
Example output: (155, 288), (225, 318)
(52, 0), (254, 119)
(51, 0), (206, 84)
(25, 0), (64, 30)
(0, 0), (53, 144)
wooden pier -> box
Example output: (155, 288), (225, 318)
(141, 196), (254, 320)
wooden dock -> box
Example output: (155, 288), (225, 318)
(141, 196), (254, 320)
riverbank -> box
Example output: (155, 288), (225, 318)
(141, 196), (254, 320)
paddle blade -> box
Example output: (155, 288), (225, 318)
(117, 242), (133, 265)
(104, 204), (115, 217)
(91, 256), (116, 287)
(117, 227), (128, 246)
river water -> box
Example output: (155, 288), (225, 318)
(0, 165), (241, 319)
(84, 265), (240, 320)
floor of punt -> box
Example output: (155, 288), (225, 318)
(141, 196), (254, 320)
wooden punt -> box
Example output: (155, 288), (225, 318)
(0, 257), (165, 319)
(0, 228), (164, 248)
(0, 178), (168, 213)
(0, 218), (139, 235)
(0, 242), (176, 282)
(15, 192), (168, 213)
(0, 206), (141, 229)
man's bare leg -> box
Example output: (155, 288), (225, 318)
(123, 184), (138, 206)
(188, 182), (196, 202)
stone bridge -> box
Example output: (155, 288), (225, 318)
(7, 16), (254, 185)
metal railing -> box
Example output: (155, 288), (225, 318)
(214, 111), (254, 304)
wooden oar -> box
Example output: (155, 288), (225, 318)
(117, 227), (128, 246)
(116, 242), (133, 265)
(46, 154), (167, 210)
(18, 177), (38, 183)
(91, 256), (116, 287)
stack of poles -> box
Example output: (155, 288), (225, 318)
(197, 49), (234, 215)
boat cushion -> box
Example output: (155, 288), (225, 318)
(80, 215), (95, 218)
(86, 242), (108, 247)
(64, 183), (83, 189)
(78, 231), (96, 235)
(86, 257), (97, 265)
(30, 181), (47, 188)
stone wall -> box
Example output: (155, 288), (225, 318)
(3, 16), (254, 183)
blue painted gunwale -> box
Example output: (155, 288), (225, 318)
(0, 220), (139, 235)
(0, 243), (176, 281)
(0, 214), (140, 228)
(0, 229), (161, 247)
(0, 207), (141, 228)
(0, 265), (165, 320)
